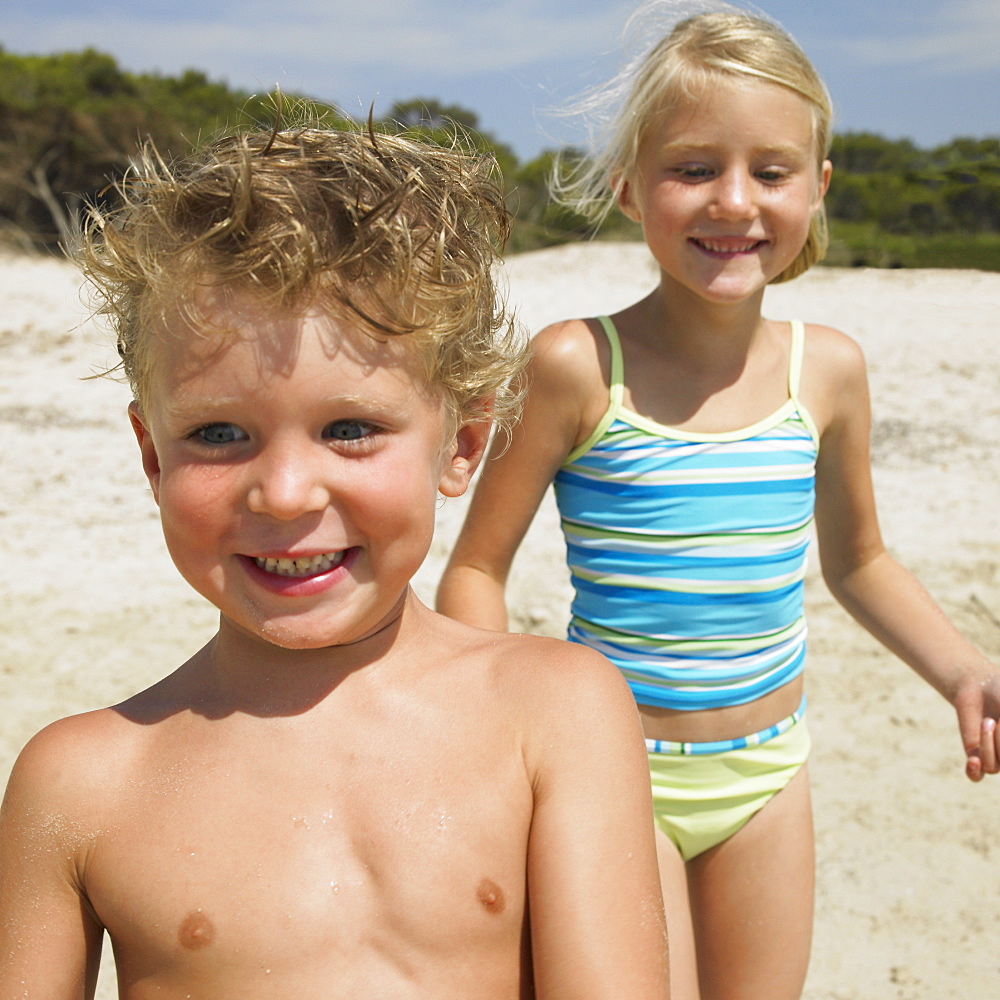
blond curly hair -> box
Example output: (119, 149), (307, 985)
(77, 125), (526, 425)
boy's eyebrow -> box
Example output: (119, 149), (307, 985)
(159, 391), (411, 420)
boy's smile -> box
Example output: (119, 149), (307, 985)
(240, 547), (357, 597)
(130, 291), (482, 651)
(252, 552), (346, 577)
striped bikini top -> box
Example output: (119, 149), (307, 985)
(552, 316), (819, 711)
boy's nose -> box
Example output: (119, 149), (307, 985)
(245, 447), (331, 520)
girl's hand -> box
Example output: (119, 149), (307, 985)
(954, 671), (1000, 781)
(805, 324), (1000, 786)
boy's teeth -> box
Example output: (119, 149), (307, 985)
(254, 552), (344, 577)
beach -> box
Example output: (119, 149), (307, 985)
(2, 244), (998, 997)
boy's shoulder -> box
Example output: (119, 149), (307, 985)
(1, 706), (142, 859)
(432, 617), (648, 814)
(8, 705), (141, 787)
(428, 610), (635, 729)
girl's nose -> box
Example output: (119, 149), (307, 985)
(245, 445), (331, 520)
(710, 169), (756, 220)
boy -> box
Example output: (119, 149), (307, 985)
(0, 127), (669, 998)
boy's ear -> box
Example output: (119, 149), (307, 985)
(438, 399), (494, 499)
(128, 400), (162, 505)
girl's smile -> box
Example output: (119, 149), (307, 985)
(689, 237), (769, 258)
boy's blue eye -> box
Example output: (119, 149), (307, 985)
(324, 420), (375, 441)
(196, 423), (246, 444)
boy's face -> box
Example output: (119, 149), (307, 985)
(129, 290), (487, 650)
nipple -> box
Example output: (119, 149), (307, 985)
(476, 878), (505, 915)
(178, 909), (216, 950)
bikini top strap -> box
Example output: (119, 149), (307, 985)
(788, 319), (805, 398)
(562, 316), (626, 465)
(787, 318), (821, 447)
(597, 315), (626, 408)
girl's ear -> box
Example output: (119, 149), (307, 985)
(614, 172), (642, 224)
(438, 398), (495, 499)
(814, 159), (833, 210)
(128, 400), (162, 505)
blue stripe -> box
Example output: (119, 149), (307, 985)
(556, 470), (812, 498)
(571, 575), (803, 606)
(645, 696), (808, 755)
(616, 646), (807, 711)
(564, 543), (810, 573)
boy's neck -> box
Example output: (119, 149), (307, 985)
(180, 587), (425, 719)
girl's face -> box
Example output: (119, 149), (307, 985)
(618, 75), (831, 306)
(129, 291), (487, 650)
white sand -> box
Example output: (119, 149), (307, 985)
(2, 245), (998, 997)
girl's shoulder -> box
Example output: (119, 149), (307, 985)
(526, 317), (616, 450)
(532, 317), (607, 372)
(529, 316), (612, 399)
(800, 321), (867, 383)
(798, 322), (870, 433)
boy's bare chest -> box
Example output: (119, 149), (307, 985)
(84, 719), (533, 994)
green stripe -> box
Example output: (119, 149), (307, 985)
(570, 565), (807, 595)
(574, 617), (805, 653)
(561, 520), (812, 547)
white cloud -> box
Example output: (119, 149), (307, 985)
(841, 0), (1000, 74)
(5, 0), (636, 82)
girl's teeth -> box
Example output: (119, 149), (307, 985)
(254, 552), (344, 577)
(699, 239), (759, 253)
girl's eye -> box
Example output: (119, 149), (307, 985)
(673, 165), (712, 180)
(195, 423), (246, 445)
(324, 420), (376, 442)
(757, 170), (787, 182)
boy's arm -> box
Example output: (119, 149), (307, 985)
(0, 722), (106, 997)
(521, 640), (670, 999)
(436, 321), (597, 630)
(811, 328), (1000, 781)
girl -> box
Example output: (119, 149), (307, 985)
(437, 7), (1000, 1000)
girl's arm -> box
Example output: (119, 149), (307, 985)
(436, 320), (602, 630)
(809, 327), (1000, 781)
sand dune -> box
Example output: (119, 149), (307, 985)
(2, 245), (998, 997)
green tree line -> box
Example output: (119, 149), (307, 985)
(1, 46), (998, 269)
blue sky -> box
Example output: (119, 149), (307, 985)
(3, 0), (997, 160)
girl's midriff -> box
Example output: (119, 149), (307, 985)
(637, 675), (805, 744)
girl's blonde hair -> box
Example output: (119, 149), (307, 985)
(77, 125), (527, 427)
(553, 4), (833, 283)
